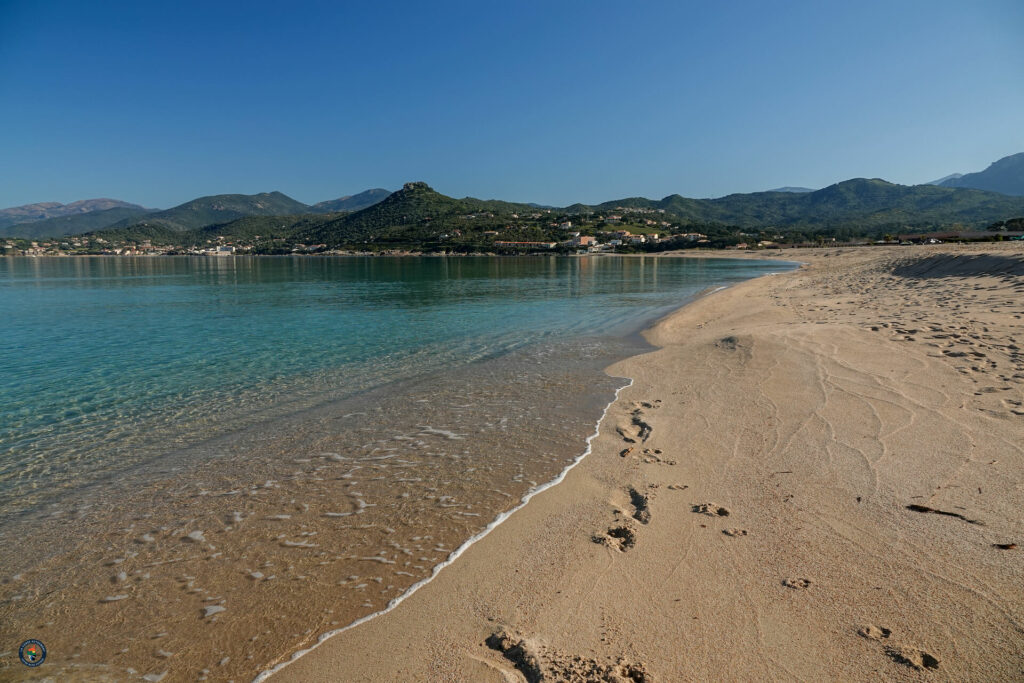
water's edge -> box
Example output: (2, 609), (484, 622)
(253, 376), (634, 681)
(251, 273), (776, 681)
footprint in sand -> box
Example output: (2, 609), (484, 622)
(627, 487), (651, 525)
(630, 399), (662, 411)
(618, 401), (657, 444)
(782, 577), (811, 589)
(716, 336), (740, 350)
(642, 449), (676, 465)
(886, 644), (940, 671)
(722, 528), (748, 537)
(616, 423), (639, 443)
(693, 503), (730, 517)
(631, 411), (653, 442)
(857, 624), (892, 640)
(626, 411), (651, 444)
(486, 630), (653, 682)
(593, 524), (637, 552)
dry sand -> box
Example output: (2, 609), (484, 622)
(270, 244), (1024, 682)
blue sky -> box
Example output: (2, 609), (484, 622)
(1, 0), (1022, 208)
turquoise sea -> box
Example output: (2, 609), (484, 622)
(0, 254), (796, 681)
(0, 255), (791, 514)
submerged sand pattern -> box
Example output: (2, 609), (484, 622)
(0, 339), (634, 682)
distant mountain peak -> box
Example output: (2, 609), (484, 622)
(927, 173), (962, 186)
(768, 186), (815, 193)
(937, 153), (1024, 196)
(310, 188), (392, 214)
(989, 151), (1024, 166)
(402, 181), (433, 192)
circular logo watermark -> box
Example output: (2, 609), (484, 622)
(19, 639), (46, 667)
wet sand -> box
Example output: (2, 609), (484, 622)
(270, 244), (1024, 682)
(0, 340), (634, 682)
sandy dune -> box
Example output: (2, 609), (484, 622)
(270, 244), (1024, 682)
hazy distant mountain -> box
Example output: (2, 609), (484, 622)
(110, 191), (309, 232)
(767, 186), (815, 193)
(0, 206), (155, 239)
(310, 189), (392, 213)
(938, 153), (1024, 196)
(927, 173), (963, 186)
(0, 198), (146, 230)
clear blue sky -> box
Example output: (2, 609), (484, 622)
(1, 0), (1022, 209)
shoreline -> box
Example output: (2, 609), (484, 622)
(1, 255), (801, 682)
(256, 265), (792, 681)
(270, 243), (1024, 682)
(254, 378), (635, 682)
(0, 246), (908, 259)
(253, 271), (776, 682)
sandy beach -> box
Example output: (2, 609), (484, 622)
(267, 243), (1024, 682)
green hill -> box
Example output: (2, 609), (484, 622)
(109, 191), (309, 232)
(460, 197), (541, 214)
(81, 223), (183, 244)
(291, 182), (471, 245)
(86, 183), (480, 249)
(82, 214), (328, 248)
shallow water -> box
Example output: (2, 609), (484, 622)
(0, 254), (793, 681)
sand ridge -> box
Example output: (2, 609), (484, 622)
(272, 244), (1024, 682)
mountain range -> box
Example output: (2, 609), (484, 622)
(565, 178), (1024, 231)
(0, 199), (148, 232)
(49, 178), (1024, 256)
(0, 190), (394, 239)
(106, 191), (311, 233)
(3, 152), (1024, 241)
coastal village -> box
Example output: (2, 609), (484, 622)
(3, 196), (1022, 258)
(7, 225), (1019, 257)
(0, 206), (714, 256)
